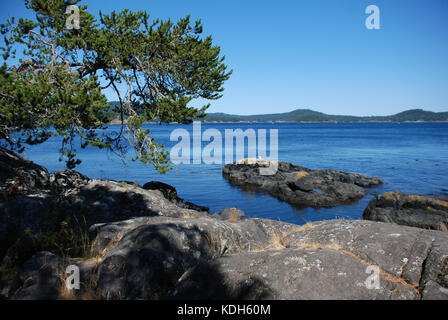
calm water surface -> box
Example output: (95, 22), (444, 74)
(23, 122), (448, 225)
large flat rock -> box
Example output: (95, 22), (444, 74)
(10, 216), (445, 300)
(174, 219), (448, 300)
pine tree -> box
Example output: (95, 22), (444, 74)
(0, 0), (231, 172)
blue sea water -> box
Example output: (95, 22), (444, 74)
(22, 122), (448, 226)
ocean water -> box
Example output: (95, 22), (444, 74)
(22, 122), (448, 226)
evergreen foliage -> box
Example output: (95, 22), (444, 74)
(0, 0), (231, 172)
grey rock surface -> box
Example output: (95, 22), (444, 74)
(222, 161), (383, 208)
(6, 212), (448, 300)
(363, 191), (448, 232)
(0, 148), (209, 262)
(174, 219), (448, 300)
(10, 251), (65, 300)
(89, 218), (448, 300)
(212, 208), (245, 222)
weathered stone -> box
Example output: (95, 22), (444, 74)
(5, 213), (448, 300)
(89, 216), (290, 259)
(90, 216), (299, 299)
(0, 147), (51, 198)
(174, 219), (448, 300)
(88, 216), (448, 300)
(174, 248), (416, 300)
(0, 148), (211, 293)
(0, 194), (52, 259)
(143, 180), (209, 213)
(212, 208), (245, 222)
(49, 170), (89, 194)
(222, 160), (382, 208)
(363, 191), (448, 232)
(62, 179), (209, 228)
(9, 251), (65, 300)
(143, 181), (178, 200)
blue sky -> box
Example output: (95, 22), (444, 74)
(1, 0), (447, 116)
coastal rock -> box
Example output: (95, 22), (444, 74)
(212, 208), (245, 222)
(0, 148), (209, 277)
(175, 248), (416, 299)
(5, 207), (448, 299)
(173, 219), (448, 300)
(61, 179), (210, 227)
(222, 160), (383, 208)
(0, 193), (52, 259)
(143, 181), (178, 200)
(9, 251), (65, 300)
(363, 191), (448, 232)
(3, 148), (448, 300)
(89, 216), (293, 299)
(86, 217), (448, 300)
(49, 170), (89, 194)
(0, 147), (51, 198)
(0, 148), (88, 258)
(143, 181), (209, 213)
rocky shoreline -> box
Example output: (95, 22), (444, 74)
(1, 148), (447, 300)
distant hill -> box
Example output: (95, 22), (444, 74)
(202, 108), (448, 122)
(105, 102), (448, 123)
(203, 109), (326, 122)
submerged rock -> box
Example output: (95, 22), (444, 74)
(363, 191), (448, 232)
(223, 160), (383, 208)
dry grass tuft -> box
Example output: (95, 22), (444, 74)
(58, 280), (100, 300)
(294, 171), (309, 180)
(227, 210), (240, 223)
(236, 158), (259, 165)
(296, 222), (314, 232)
(268, 234), (287, 249)
(179, 210), (197, 219)
(56, 261), (101, 300)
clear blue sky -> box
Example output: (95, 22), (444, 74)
(1, 0), (447, 116)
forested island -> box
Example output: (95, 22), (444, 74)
(104, 103), (448, 124)
(202, 108), (448, 123)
